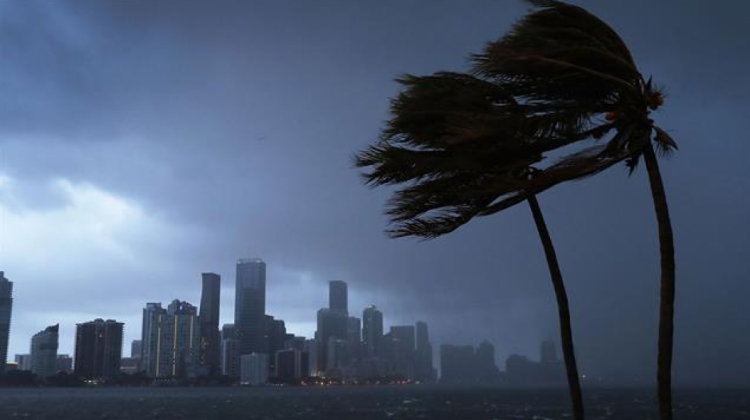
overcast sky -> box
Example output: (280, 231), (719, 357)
(1, 0), (748, 386)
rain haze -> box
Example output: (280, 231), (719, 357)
(1, 0), (748, 388)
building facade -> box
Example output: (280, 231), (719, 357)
(30, 324), (59, 378)
(0, 272), (13, 373)
(362, 305), (383, 359)
(240, 353), (268, 385)
(329, 280), (348, 315)
(74, 319), (124, 379)
(141, 300), (201, 378)
(199, 272), (221, 376)
(235, 259), (266, 357)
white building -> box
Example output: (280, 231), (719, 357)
(240, 353), (268, 385)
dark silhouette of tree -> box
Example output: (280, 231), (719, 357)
(356, 1), (677, 419)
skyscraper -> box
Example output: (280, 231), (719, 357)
(316, 308), (347, 372)
(235, 258), (266, 356)
(199, 272), (221, 376)
(141, 300), (201, 378)
(0, 272), (13, 373)
(362, 305), (383, 359)
(347, 316), (362, 361)
(74, 319), (124, 379)
(220, 323), (239, 377)
(415, 321), (434, 382)
(329, 280), (348, 315)
(30, 324), (59, 378)
(131, 340), (142, 359)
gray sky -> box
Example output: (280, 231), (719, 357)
(0, 0), (748, 386)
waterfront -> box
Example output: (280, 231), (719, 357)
(0, 386), (748, 420)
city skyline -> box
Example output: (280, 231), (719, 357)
(0, 0), (748, 388)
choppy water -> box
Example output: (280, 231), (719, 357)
(0, 386), (747, 420)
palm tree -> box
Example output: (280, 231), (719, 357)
(469, 2), (677, 418)
(356, 72), (603, 420)
(357, 1), (678, 419)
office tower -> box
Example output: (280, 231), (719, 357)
(30, 324), (59, 378)
(264, 316), (286, 376)
(56, 355), (73, 373)
(141, 303), (166, 375)
(221, 323), (239, 377)
(284, 335), (306, 351)
(304, 339), (319, 376)
(235, 258), (266, 357)
(414, 321), (434, 382)
(316, 308), (347, 372)
(275, 348), (304, 382)
(131, 340), (142, 359)
(347, 316), (361, 361)
(141, 300), (201, 378)
(0, 271), (12, 373)
(199, 272), (221, 376)
(386, 326), (415, 378)
(329, 280), (348, 315)
(362, 305), (383, 358)
(540, 339), (558, 363)
(14, 354), (31, 371)
(240, 353), (268, 385)
(326, 337), (350, 374)
(74, 319), (124, 379)
(476, 340), (501, 383)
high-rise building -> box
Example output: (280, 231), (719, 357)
(386, 326), (416, 378)
(440, 344), (475, 384)
(56, 354), (73, 373)
(240, 353), (268, 385)
(0, 271), (13, 373)
(14, 354), (31, 371)
(235, 259), (266, 357)
(74, 319), (124, 379)
(329, 280), (348, 315)
(415, 321), (434, 382)
(264, 315), (287, 376)
(275, 348), (306, 382)
(30, 324), (59, 378)
(221, 323), (239, 377)
(304, 338), (319, 376)
(362, 305), (383, 359)
(347, 316), (361, 361)
(316, 308), (347, 372)
(140, 300), (201, 378)
(131, 340), (142, 359)
(199, 272), (221, 376)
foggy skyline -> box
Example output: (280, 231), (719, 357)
(0, 0), (749, 386)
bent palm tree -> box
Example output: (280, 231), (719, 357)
(357, 1), (678, 419)
(356, 72), (593, 419)
(470, 1), (678, 418)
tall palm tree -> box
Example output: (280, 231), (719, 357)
(356, 71), (608, 420)
(469, 2), (677, 418)
(357, 1), (678, 419)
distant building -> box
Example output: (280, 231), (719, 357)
(131, 340), (142, 359)
(388, 326), (415, 378)
(414, 321), (435, 382)
(304, 338), (319, 376)
(505, 340), (565, 386)
(221, 323), (239, 377)
(120, 357), (140, 374)
(240, 353), (268, 385)
(326, 337), (350, 375)
(329, 280), (348, 315)
(30, 324), (59, 378)
(362, 305), (383, 359)
(14, 354), (31, 371)
(316, 308), (347, 372)
(56, 354), (73, 373)
(74, 319), (124, 379)
(199, 273), (221, 376)
(141, 300), (201, 378)
(264, 315), (287, 376)
(275, 348), (306, 382)
(235, 259), (267, 358)
(0, 272), (13, 373)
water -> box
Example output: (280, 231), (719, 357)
(0, 386), (747, 419)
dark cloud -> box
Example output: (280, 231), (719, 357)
(1, 0), (748, 386)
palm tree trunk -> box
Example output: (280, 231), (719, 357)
(527, 195), (585, 420)
(642, 143), (676, 420)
